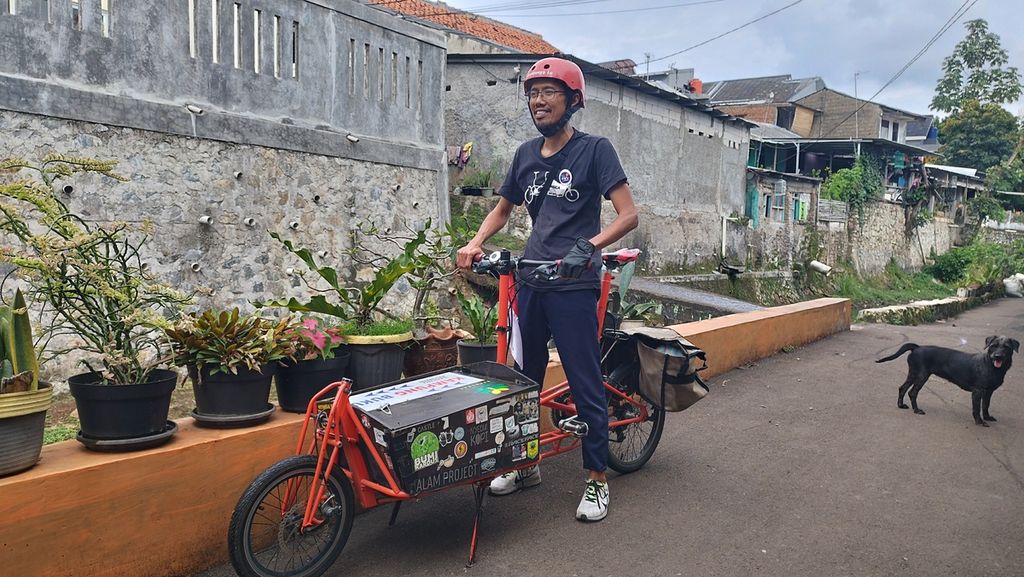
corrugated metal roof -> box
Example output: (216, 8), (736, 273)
(925, 164), (983, 179)
(368, 0), (559, 54)
(703, 75), (825, 105)
(750, 121), (802, 140)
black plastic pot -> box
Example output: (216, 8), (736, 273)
(189, 363), (276, 417)
(347, 342), (407, 391)
(457, 340), (498, 365)
(403, 338), (459, 378)
(276, 352), (350, 413)
(69, 370), (178, 442)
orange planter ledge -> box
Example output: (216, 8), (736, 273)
(0, 298), (849, 577)
(0, 412), (305, 577)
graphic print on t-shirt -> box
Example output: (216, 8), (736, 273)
(524, 169), (579, 205)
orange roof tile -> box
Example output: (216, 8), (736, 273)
(370, 0), (559, 54)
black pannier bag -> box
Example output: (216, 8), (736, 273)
(624, 326), (709, 412)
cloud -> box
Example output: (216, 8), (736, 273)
(447, 0), (1024, 116)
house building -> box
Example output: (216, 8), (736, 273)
(704, 75), (825, 137)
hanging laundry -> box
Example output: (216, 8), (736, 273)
(458, 142), (473, 168)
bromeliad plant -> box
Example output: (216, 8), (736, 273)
(0, 155), (191, 384)
(456, 292), (497, 344)
(165, 308), (300, 375)
(259, 224), (426, 335)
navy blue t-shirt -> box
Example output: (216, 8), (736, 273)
(500, 130), (628, 290)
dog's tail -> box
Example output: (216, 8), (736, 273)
(876, 343), (919, 363)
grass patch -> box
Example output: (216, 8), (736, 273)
(831, 260), (955, 310)
(43, 422), (79, 445)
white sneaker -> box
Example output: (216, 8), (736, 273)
(575, 479), (609, 522)
(489, 465), (541, 496)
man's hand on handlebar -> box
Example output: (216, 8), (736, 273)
(557, 237), (595, 279)
(456, 243), (484, 270)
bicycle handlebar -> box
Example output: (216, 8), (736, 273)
(470, 248), (640, 279)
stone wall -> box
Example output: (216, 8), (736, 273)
(1, 111), (440, 312)
(850, 200), (956, 274)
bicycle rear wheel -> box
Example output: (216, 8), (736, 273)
(606, 362), (664, 473)
(228, 455), (355, 577)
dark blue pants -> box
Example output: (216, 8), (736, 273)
(516, 285), (607, 473)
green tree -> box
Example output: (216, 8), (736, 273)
(931, 19), (1021, 114)
(937, 100), (1019, 170)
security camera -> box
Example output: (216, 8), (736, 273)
(346, 133), (360, 143)
(185, 103), (204, 115)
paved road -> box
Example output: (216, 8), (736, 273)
(199, 298), (1024, 577)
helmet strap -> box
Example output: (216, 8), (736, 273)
(531, 91), (582, 137)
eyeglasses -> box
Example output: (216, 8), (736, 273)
(526, 88), (565, 101)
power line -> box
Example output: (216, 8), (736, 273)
(646, 0), (806, 65)
(808, 0), (977, 144)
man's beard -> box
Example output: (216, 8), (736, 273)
(533, 107), (577, 137)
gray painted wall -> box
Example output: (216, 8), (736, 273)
(0, 0), (446, 179)
(444, 59), (751, 272)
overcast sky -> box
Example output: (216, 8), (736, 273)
(442, 0), (1024, 118)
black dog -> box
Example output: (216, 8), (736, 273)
(876, 336), (1019, 426)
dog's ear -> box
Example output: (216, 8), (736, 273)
(985, 335), (996, 349)
(1011, 338), (1020, 353)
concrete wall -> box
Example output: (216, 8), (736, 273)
(445, 59), (751, 273)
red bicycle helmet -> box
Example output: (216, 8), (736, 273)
(524, 57), (586, 108)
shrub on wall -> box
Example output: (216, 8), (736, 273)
(820, 155), (883, 223)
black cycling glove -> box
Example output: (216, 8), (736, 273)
(557, 237), (596, 279)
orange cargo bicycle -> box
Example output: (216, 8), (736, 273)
(227, 248), (666, 577)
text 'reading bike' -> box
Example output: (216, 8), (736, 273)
(227, 248), (664, 577)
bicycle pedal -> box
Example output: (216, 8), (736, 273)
(557, 416), (589, 438)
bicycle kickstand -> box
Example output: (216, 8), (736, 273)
(467, 481), (488, 567)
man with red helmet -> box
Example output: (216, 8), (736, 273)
(457, 56), (638, 522)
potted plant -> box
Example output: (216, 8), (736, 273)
(259, 228), (420, 390)
(0, 155), (190, 451)
(275, 317), (348, 412)
(356, 219), (471, 377)
(165, 308), (298, 427)
(455, 292), (498, 364)
(0, 289), (52, 476)
(458, 160), (501, 197)
(619, 300), (664, 329)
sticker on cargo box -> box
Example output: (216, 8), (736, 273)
(438, 430), (454, 447)
(465, 409), (476, 424)
(437, 455), (455, 470)
(454, 427), (465, 441)
(489, 416), (503, 434)
(411, 431), (440, 471)
(475, 448), (496, 459)
(511, 442), (527, 461)
(454, 440), (468, 459)
(527, 439), (539, 459)
(515, 399), (539, 423)
(481, 457), (497, 472)
(521, 422), (539, 435)
(475, 406), (488, 423)
(479, 383), (510, 396)
(410, 462), (481, 494)
(350, 372), (484, 412)
(495, 431), (505, 446)
(490, 402), (511, 416)
(373, 428), (387, 447)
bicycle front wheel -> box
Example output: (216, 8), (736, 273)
(228, 455), (355, 577)
(606, 363), (665, 474)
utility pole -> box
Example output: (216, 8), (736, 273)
(853, 71), (864, 140)
(851, 71), (860, 140)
